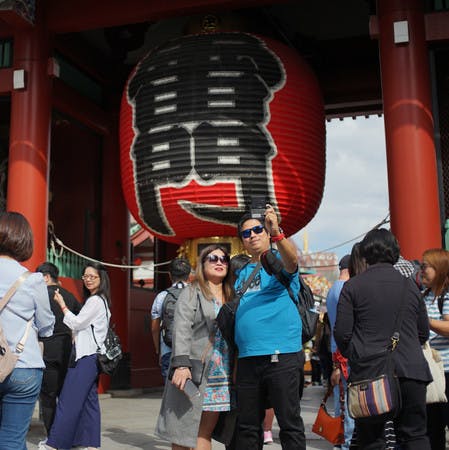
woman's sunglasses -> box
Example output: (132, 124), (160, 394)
(241, 225), (265, 239)
(205, 254), (229, 265)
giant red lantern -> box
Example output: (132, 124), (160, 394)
(120, 32), (325, 244)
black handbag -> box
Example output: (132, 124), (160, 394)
(91, 297), (123, 376)
(216, 262), (261, 350)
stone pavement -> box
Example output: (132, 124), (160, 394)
(26, 384), (334, 449)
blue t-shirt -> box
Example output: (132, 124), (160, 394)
(234, 259), (301, 358)
(326, 279), (345, 353)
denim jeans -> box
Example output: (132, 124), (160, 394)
(161, 351), (171, 382)
(0, 367), (43, 450)
(333, 376), (355, 450)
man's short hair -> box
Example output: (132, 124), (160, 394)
(170, 258), (191, 281)
(237, 213), (264, 237)
(36, 261), (59, 282)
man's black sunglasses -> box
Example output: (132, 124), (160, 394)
(241, 225), (265, 239)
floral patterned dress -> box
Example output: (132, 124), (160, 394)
(203, 298), (231, 412)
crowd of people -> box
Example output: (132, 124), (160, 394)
(152, 208), (449, 450)
(2, 203), (449, 450)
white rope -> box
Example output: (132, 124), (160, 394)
(50, 235), (172, 270)
(305, 213), (390, 256)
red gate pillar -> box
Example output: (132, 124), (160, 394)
(377, 0), (441, 259)
(7, 21), (51, 269)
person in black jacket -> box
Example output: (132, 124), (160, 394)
(36, 262), (81, 436)
(334, 228), (431, 450)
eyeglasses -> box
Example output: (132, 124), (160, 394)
(241, 225), (265, 239)
(205, 254), (229, 265)
(81, 274), (99, 281)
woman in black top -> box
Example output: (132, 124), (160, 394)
(334, 229), (431, 450)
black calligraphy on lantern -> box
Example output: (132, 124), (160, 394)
(127, 33), (285, 236)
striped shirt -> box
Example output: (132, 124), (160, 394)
(424, 291), (449, 372)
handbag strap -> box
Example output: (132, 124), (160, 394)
(91, 296), (110, 352)
(234, 262), (262, 305)
(0, 271), (34, 354)
(322, 381), (345, 418)
(389, 278), (409, 352)
(0, 271), (32, 312)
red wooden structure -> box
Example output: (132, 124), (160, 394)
(0, 0), (448, 388)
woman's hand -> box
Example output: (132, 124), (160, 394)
(54, 289), (67, 312)
(171, 367), (192, 390)
(330, 368), (341, 386)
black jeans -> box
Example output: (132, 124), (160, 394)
(39, 334), (73, 434)
(426, 371), (449, 450)
(235, 351), (306, 450)
(356, 378), (430, 450)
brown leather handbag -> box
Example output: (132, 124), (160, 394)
(312, 382), (345, 445)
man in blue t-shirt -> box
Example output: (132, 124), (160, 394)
(234, 205), (305, 450)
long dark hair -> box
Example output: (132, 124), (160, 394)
(82, 262), (111, 307)
(349, 242), (367, 278)
(195, 244), (234, 303)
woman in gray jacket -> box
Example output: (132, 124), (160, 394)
(156, 245), (234, 450)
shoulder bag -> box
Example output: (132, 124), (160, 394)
(423, 340), (447, 404)
(0, 271), (33, 382)
(347, 279), (407, 419)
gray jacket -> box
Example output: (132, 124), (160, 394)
(155, 284), (216, 447)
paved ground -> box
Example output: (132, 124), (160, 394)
(26, 384), (334, 449)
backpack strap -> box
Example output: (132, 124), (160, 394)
(91, 296), (110, 352)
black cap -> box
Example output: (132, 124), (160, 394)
(339, 255), (350, 270)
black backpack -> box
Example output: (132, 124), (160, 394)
(260, 249), (319, 343)
(160, 285), (183, 347)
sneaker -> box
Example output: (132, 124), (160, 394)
(37, 440), (47, 450)
(264, 430), (274, 444)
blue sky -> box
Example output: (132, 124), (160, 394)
(292, 116), (390, 259)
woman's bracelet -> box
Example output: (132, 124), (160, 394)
(61, 306), (68, 313)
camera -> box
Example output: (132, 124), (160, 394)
(250, 195), (268, 221)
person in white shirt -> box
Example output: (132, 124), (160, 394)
(41, 262), (111, 450)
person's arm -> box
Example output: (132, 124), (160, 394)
(416, 292), (430, 343)
(34, 275), (55, 338)
(264, 205), (297, 273)
(170, 286), (197, 390)
(151, 318), (161, 355)
(334, 284), (354, 358)
(428, 293), (449, 337)
(429, 316), (449, 336)
(54, 290), (103, 330)
(150, 291), (166, 356)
